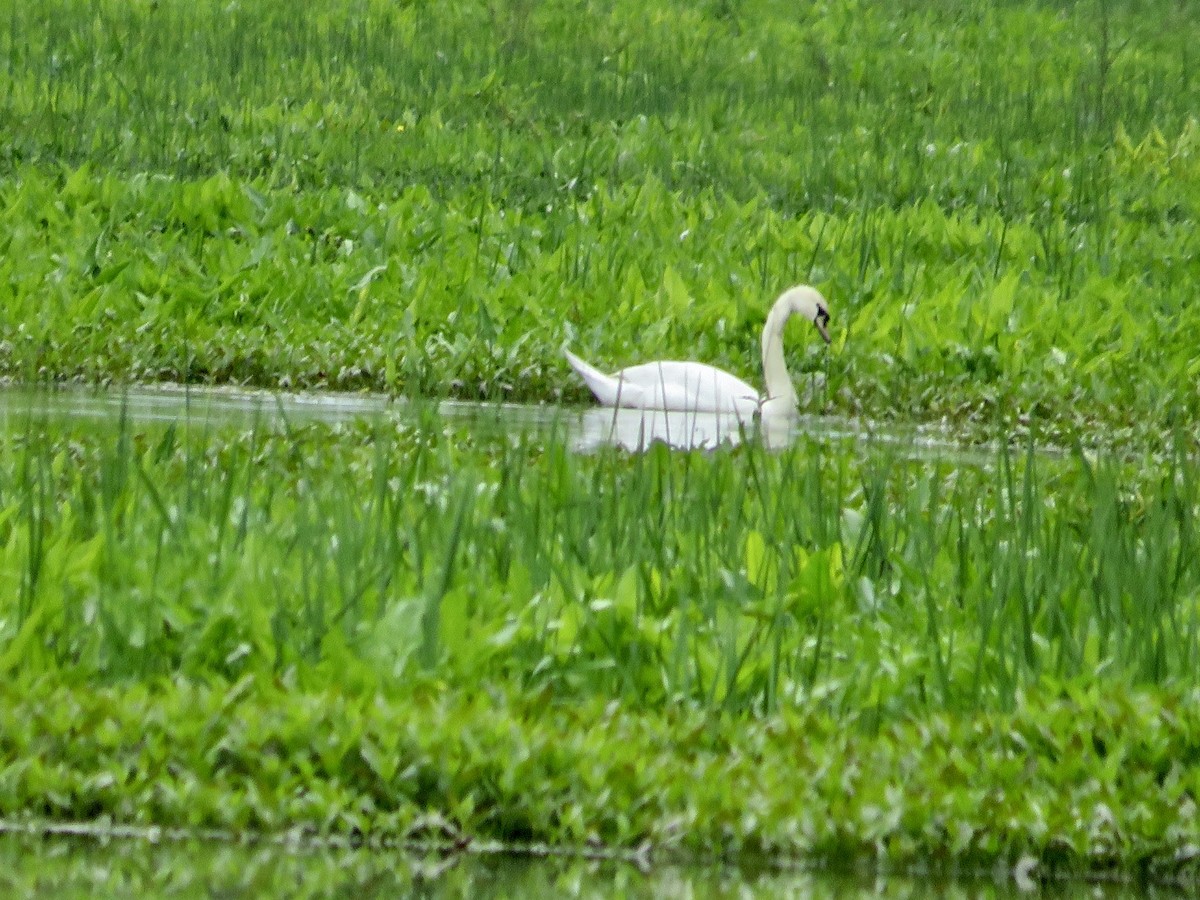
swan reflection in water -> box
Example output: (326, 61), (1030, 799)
(571, 406), (795, 453)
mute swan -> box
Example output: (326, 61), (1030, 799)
(564, 284), (831, 418)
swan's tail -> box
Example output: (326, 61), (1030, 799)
(564, 348), (623, 406)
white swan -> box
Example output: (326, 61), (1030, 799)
(564, 284), (831, 418)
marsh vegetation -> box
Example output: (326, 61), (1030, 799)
(2, 0), (1199, 888)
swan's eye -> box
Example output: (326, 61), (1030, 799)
(816, 306), (829, 324)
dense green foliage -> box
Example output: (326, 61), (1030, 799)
(1, 0), (1199, 442)
(1, 407), (1200, 880)
(2, 675), (1200, 884)
(2, 0), (1200, 884)
(2, 413), (1198, 715)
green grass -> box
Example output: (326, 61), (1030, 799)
(3, 0), (1200, 883)
(1, 0), (1199, 445)
(4, 412), (1199, 715)
(2, 408), (1200, 877)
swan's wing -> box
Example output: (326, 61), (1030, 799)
(566, 350), (760, 414)
(611, 361), (759, 415)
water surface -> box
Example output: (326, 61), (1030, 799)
(0, 383), (1009, 463)
(0, 831), (1176, 899)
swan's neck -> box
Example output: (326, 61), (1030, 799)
(761, 299), (798, 413)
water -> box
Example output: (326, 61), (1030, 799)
(0, 382), (1010, 462)
(0, 831), (1178, 898)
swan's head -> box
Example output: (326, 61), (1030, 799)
(781, 285), (832, 344)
